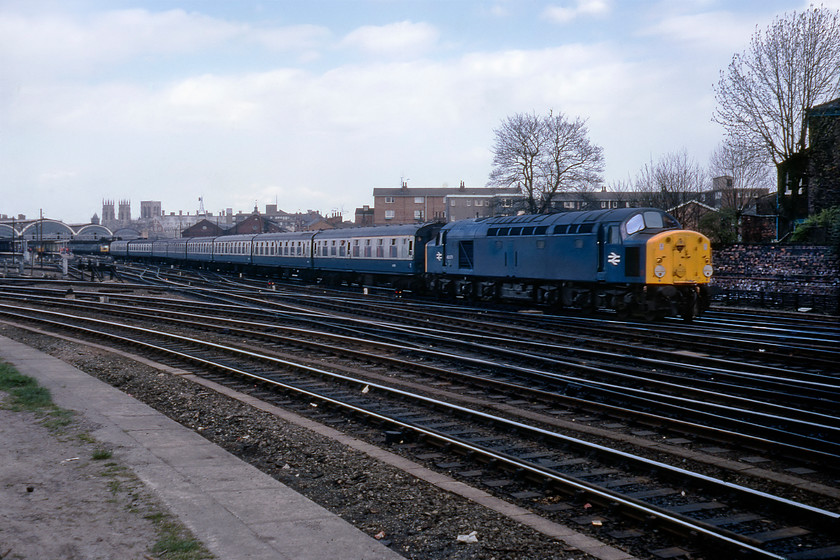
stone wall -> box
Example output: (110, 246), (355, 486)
(711, 244), (839, 313)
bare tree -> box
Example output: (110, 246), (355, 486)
(713, 6), (840, 234)
(709, 139), (773, 210)
(488, 110), (604, 213)
(634, 149), (706, 225)
(540, 112), (605, 210)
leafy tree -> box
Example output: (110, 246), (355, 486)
(790, 206), (840, 245)
(713, 7), (840, 234)
(699, 207), (739, 245)
(488, 111), (604, 213)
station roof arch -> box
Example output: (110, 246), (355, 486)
(20, 219), (75, 241)
(75, 224), (113, 240)
(0, 224), (15, 240)
(112, 227), (142, 240)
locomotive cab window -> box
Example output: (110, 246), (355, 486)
(626, 211), (679, 235)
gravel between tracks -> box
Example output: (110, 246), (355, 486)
(0, 325), (606, 560)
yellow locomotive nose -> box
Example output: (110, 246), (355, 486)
(645, 231), (712, 284)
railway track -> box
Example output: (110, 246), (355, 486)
(2, 284), (838, 462)
(121, 265), (840, 374)
(1, 275), (838, 559)
(1, 303), (838, 559)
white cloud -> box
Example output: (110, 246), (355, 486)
(340, 21), (439, 57)
(253, 24), (331, 52)
(0, 9), (244, 77)
(641, 10), (758, 52)
(542, 0), (611, 24)
(0, 9), (332, 81)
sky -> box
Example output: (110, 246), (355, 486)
(2, 0), (836, 224)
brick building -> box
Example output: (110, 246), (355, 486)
(371, 182), (520, 225)
(180, 219), (226, 238)
(806, 97), (840, 215)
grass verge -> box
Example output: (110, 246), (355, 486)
(0, 361), (53, 410)
(0, 360), (213, 559)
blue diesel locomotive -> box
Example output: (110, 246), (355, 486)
(425, 208), (712, 320)
(109, 208), (712, 319)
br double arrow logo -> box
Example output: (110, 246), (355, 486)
(607, 252), (621, 266)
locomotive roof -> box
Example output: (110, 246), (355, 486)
(442, 208), (677, 234)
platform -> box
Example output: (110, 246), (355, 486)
(0, 335), (404, 560)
